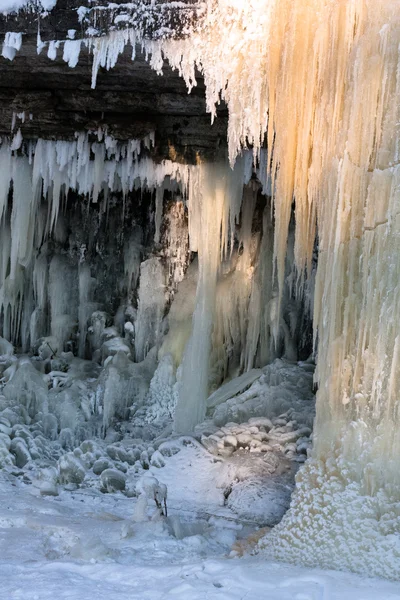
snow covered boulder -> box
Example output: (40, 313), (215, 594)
(0, 432), (11, 450)
(92, 458), (114, 475)
(150, 450), (165, 468)
(226, 473), (295, 526)
(100, 468), (126, 493)
(33, 467), (59, 497)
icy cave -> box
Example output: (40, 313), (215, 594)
(0, 1), (399, 597)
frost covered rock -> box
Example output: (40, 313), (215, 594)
(132, 494), (149, 522)
(106, 444), (129, 463)
(58, 453), (86, 485)
(92, 458), (114, 475)
(207, 369), (263, 409)
(100, 468), (126, 493)
(227, 473), (295, 526)
(42, 413), (58, 441)
(157, 440), (181, 457)
(10, 437), (31, 467)
(150, 450), (166, 468)
(212, 360), (314, 428)
(99, 350), (155, 430)
(0, 432), (11, 450)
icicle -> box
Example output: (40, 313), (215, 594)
(62, 39), (82, 68)
(174, 162), (245, 433)
(2, 32), (22, 61)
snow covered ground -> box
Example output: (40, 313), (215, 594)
(0, 352), (398, 598)
(1, 469), (400, 600)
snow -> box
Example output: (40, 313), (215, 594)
(0, 467), (399, 599)
(0, 0), (56, 14)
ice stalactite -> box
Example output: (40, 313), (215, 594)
(174, 160), (249, 433)
(0, 132), (190, 352)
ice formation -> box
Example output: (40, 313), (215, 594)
(150, 0), (400, 580)
(32, 0), (400, 579)
(1, 0), (398, 579)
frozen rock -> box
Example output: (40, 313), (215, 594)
(218, 446), (235, 458)
(80, 440), (101, 455)
(0, 422), (12, 436)
(150, 450), (166, 468)
(132, 494), (149, 522)
(3, 361), (48, 419)
(223, 435), (238, 448)
(200, 435), (219, 455)
(272, 417), (288, 427)
(0, 449), (15, 468)
(79, 452), (96, 469)
(107, 444), (129, 462)
(100, 468), (126, 492)
(249, 417), (273, 432)
(236, 433), (253, 447)
(93, 458), (114, 475)
(59, 428), (74, 450)
(114, 461), (128, 473)
(227, 473), (295, 526)
(140, 450), (150, 469)
(42, 413), (58, 441)
(10, 437), (31, 467)
(157, 440), (181, 457)
(0, 409), (20, 427)
(260, 443), (272, 452)
(33, 467), (59, 496)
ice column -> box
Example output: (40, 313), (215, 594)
(174, 162), (244, 433)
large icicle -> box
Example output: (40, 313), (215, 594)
(174, 160), (247, 433)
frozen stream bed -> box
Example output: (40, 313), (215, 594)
(0, 469), (400, 600)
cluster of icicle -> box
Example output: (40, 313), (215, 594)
(60, 0), (400, 579)
(0, 130), (286, 436)
(0, 131), (189, 344)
